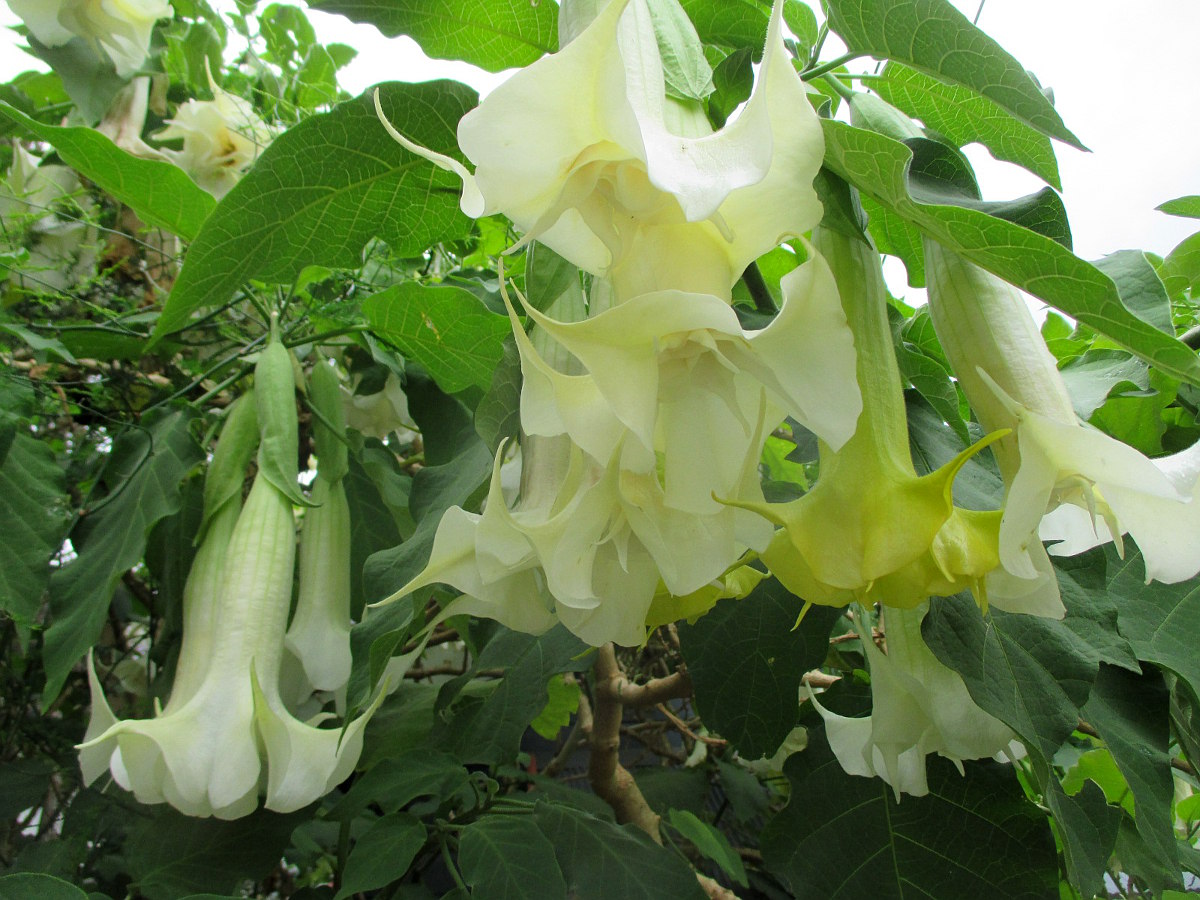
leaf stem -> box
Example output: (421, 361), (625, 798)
(801, 52), (861, 82)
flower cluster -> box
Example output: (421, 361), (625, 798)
(80, 340), (377, 818)
(380, 0), (862, 646)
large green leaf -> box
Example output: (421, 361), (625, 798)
(432, 626), (589, 765)
(334, 813), (427, 900)
(41, 410), (203, 707)
(872, 62), (1061, 188)
(1081, 665), (1181, 890)
(823, 0), (1083, 148)
(822, 121), (1200, 387)
(678, 578), (842, 759)
(152, 81), (476, 341)
(329, 749), (470, 821)
(310, 0), (557, 71)
(125, 806), (309, 900)
(0, 430), (70, 630)
(458, 815), (568, 900)
(1044, 780), (1122, 900)
(534, 802), (707, 900)
(1104, 547), (1200, 714)
(0, 102), (216, 240)
(362, 283), (511, 394)
(677, 0), (769, 53)
(761, 735), (1058, 899)
(0, 874), (88, 900)
(921, 596), (1096, 761)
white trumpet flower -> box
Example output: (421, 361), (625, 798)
(7, 0), (172, 78)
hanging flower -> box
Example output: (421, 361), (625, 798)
(507, 243), (862, 502)
(925, 240), (1200, 591)
(80, 341), (380, 818)
(809, 603), (1020, 800)
(1, 144), (99, 293)
(7, 0), (172, 78)
(155, 80), (273, 198)
(725, 228), (1006, 611)
(378, 0), (824, 302)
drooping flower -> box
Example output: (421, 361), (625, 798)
(726, 227), (1006, 611)
(924, 240), (1200, 589)
(1, 144), (99, 293)
(379, 0), (824, 302)
(155, 81), (273, 198)
(809, 602), (1020, 800)
(80, 339), (380, 818)
(7, 0), (172, 78)
(507, 242), (862, 507)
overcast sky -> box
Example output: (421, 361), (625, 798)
(2, 0), (1197, 264)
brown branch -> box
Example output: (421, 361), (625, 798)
(655, 703), (726, 748)
(696, 872), (742, 900)
(611, 670), (693, 707)
(587, 644), (663, 841)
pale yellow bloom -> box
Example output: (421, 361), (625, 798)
(7, 0), (172, 77)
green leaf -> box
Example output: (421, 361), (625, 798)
(309, 0), (557, 71)
(23, 37), (125, 122)
(645, 0), (714, 101)
(1042, 779), (1121, 900)
(666, 809), (748, 887)
(677, 0), (769, 54)
(821, 121), (1200, 387)
(1081, 665), (1181, 889)
(678, 577), (842, 759)
(1103, 546), (1200, 714)
(1160, 230), (1200, 297)
(125, 806), (309, 900)
(0, 757), (55, 820)
(872, 62), (1061, 188)
(922, 597), (1096, 761)
(1156, 195), (1200, 220)
(530, 672), (581, 740)
(0, 431), (70, 630)
(760, 736), (1058, 899)
(534, 802), (707, 900)
(344, 445), (408, 615)
(1093, 250), (1174, 334)
(329, 749), (469, 821)
(152, 81), (476, 341)
(41, 409), (203, 707)
(363, 283), (511, 394)
(525, 242), (579, 313)
(783, 1), (819, 57)
(0, 874), (88, 900)
(474, 336), (521, 453)
(0, 102), (216, 240)
(334, 813), (427, 900)
(823, 0), (1084, 148)
(906, 394), (1003, 511)
(432, 626), (589, 765)
(1058, 349), (1150, 421)
(458, 815), (568, 900)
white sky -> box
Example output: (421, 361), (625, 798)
(1, 0), (1197, 264)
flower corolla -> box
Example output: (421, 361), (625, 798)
(379, 0), (824, 301)
(155, 83), (273, 198)
(809, 603), (1020, 800)
(925, 240), (1200, 592)
(728, 228), (1005, 611)
(7, 0), (172, 78)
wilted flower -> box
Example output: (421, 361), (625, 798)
(809, 603), (1020, 800)
(728, 228), (1005, 610)
(925, 240), (1200, 592)
(155, 81), (273, 198)
(379, 0), (823, 301)
(7, 0), (172, 78)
